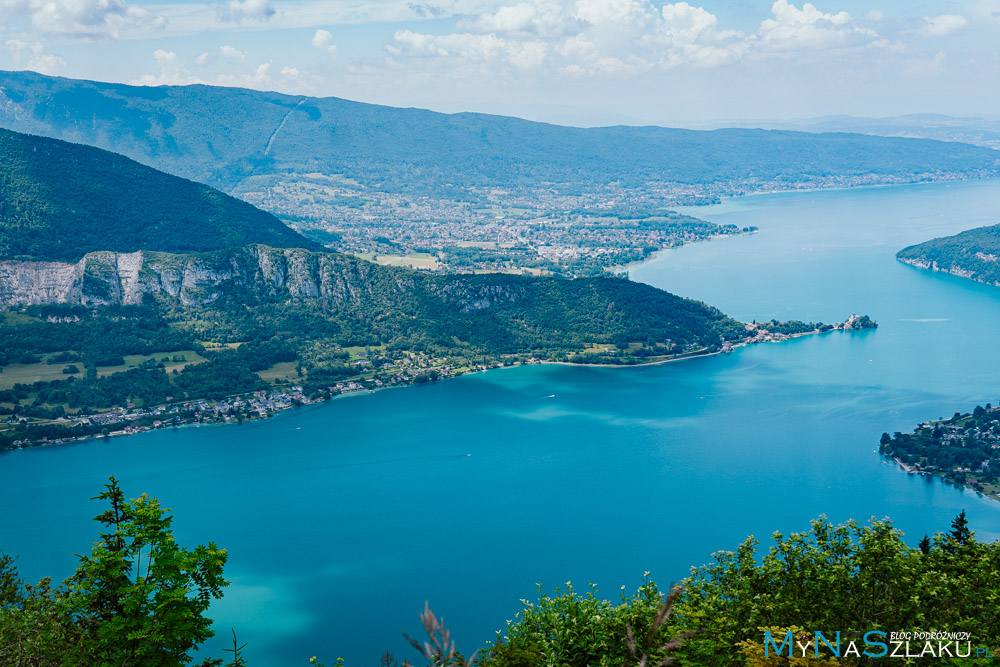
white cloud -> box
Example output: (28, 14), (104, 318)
(5, 39), (65, 73)
(214, 0), (275, 23)
(132, 48), (204, 85)
(904, 50), (946, 76)
(917, 14), (968, 37)
(388, 29), (507, 61)
(0, 0), (165, 39)
(216, 62), (273, 88)
(753, 0), (871, 53)
(507, 39), (547, 68)
(312, 29), (337, 56)
(385, 0), (883, 77)
(279, 64), (323, 91)
(574, 0), (656, 28)
(558, 34), (597, 59)
(194, 50), (214, 66)
(660, 2), (719, 42)
(132, 49), (200, 85)
(457, 1), (576, 37)
(220, 43), (245, 61)
(657, 2), (744, 67)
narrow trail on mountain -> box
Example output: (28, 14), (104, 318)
(264, 98), (306, 157)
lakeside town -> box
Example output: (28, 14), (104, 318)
(234, 171), (969, 277)
(2, 315), (877, 452)
(0, 350), (473, 450)
(237, 173), (760, 275)
(880, 404), (1000, 500)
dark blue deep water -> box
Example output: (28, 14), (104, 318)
(3, 180), (1000, 664)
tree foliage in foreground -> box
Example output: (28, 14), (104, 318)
(482, 513), (1000, 667)
(4, 482), (999, 666)
(0, 477), (228, 666)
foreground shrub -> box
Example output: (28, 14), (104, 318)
(0, 477), (228, 667)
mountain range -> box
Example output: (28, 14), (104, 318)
(1, 70), (997, 199)
(699, 114), (1000, 150)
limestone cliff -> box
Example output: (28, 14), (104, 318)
(0, 246), (406, 310)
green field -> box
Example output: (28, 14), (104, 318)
(364, 252), (440, 270)
(343, 345), (386, 360)
(256, 361), (299, 383)
(0, 362), (80, 390)
(0, 350), (207, 390)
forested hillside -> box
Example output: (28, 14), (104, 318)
(0, 70), (997, 195)
(0, 244), (748, 369)
(897, 224), (1000, 286)
(0, 127), (319, 261)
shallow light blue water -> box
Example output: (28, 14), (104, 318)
(3, 180), (1000, 665)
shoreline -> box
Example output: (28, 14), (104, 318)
(0, 324), (865, 455)
(626, 177), (998, 276)
(679, 174), (1000, 211)
(897, 257), (1000, 288)
(609, 229), (754, 275)
(888, 455), (1000, 504)
(541, 327), (834, 369)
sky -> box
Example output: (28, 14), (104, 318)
(0, 0), (998, 126)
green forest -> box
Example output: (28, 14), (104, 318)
(0, 127), (319, 261)
(2, 480), (997, 665)
(897, 224), (1000, 286)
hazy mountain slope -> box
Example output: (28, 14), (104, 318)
(897, 224), (1000, 286)
(0, 127), (321, 261)
(1, 71), (997, 196)
(718, 114), (1000, 150)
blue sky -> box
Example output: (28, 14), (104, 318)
(1, 0), (998, 125)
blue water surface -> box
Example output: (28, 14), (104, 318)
(3, 179), (1000, 665)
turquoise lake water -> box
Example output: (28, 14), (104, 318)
(3, 179), (1000, 664)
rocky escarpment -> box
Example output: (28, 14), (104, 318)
(0, 243), (746, 356)
(896, 257), (988, 282)
(897, 224), (1000, 288)
(0, 245), (545, 315)
(0, 245), (412, 310)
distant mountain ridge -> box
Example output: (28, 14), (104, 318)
(703, 114), (1000, 150)
(1, 70), (998, 198)
(897, 224), (1000, 286)
(0, 126), (321, 261)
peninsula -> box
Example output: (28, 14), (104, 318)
(897, 224), (1000, 287)
(880, 404), (1000, 500)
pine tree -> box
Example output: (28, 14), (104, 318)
(948, 509), (972, 549)
(918, 535), (931, 554)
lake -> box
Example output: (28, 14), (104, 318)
(3, 179), (1000, 665)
